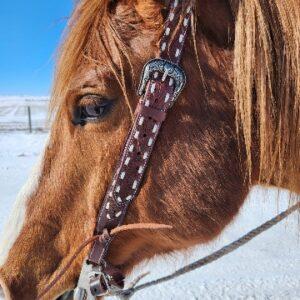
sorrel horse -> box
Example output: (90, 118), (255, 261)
(0, 0), (299, 299)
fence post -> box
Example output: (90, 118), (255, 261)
(27, 106), (32, 133)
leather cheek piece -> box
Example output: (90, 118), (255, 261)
(135, 103), (167, 122)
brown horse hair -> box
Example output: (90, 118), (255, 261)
(51, 0), (299, 188)
(50, 0), (164, 117)
(0, 2), (299, 298)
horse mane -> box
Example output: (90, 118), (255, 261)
(234, 0), (300, 185)
(51, 0), (299, 186)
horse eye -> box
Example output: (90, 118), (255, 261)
(72, 97), (113, 126)
(83, 104), (105, 118)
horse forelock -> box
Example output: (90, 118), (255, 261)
(50, 0), (164, 118)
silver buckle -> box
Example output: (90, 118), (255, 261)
(138, 58), (186, 104)
(74, 260), (110, 299)
(74, 260), (97, 300)
(74, 259), (121, 299)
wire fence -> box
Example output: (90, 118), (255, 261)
(0, 98), (50, 132)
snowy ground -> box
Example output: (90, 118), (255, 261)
(0, 96), (49, 131)
(0, 132), (299, 299)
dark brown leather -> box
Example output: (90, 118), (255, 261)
(135, 103), (167, 122)
(87, 0), (193, 293)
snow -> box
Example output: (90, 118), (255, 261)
(0, 95), (49, 103)
(0, 96), (49, 131)
(0, 132), (299, 299)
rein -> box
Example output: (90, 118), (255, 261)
(38, 203), (300, 299)
(37, 223), (172, 299)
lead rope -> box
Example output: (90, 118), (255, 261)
(38, 223), (172, 299)
(38, 202), (299, 299)
(117, 202), (300, 299)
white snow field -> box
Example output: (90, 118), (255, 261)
(0, 96), (49, 131)
(0, 132), (299, 299)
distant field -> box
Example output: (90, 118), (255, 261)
(0, 96), (49, 131)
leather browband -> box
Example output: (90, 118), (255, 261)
(74, 1), (194, 298)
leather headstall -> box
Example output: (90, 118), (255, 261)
(74, 1), (194, 298)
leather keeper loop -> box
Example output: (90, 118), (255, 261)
(98, 229), (110, 244)
(135, 103), (167, 122)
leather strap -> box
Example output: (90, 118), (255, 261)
(87, 0), (193, 294)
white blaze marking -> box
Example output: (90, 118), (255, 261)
(0, 137), (48, 267)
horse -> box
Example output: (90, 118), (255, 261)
(0, 0), (299, 299)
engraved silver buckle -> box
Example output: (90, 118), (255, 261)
(138, 58), (186, 104)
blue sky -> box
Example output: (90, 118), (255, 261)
(0, 1), (73, 96)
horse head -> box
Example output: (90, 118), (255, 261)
(0, 0), (299, 299)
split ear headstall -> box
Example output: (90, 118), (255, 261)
(74, 1), (193, 298)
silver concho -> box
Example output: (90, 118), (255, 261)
(138, 58), (186, 104)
